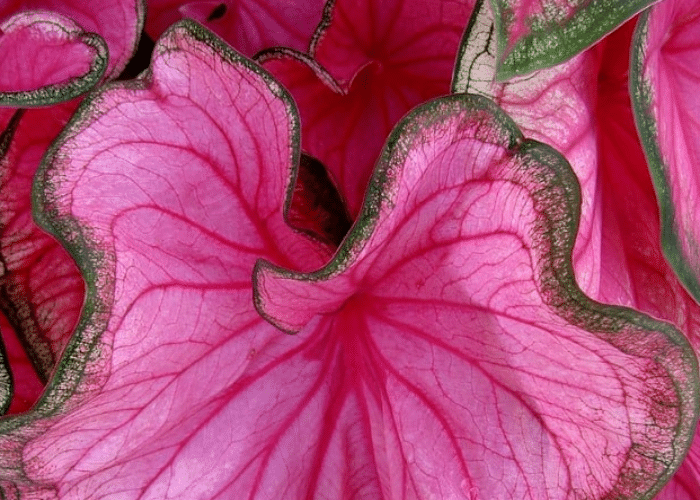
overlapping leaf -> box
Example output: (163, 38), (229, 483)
(0, 0), (145, 81)
(0, 102), (85, 385)
(455, 5), (700, 495)
(0, 18), (692, 500)
(631, 0), (700, 305)
(259, 0), (473, 218)
(489, 0), (658, 78)
(452, 0), (603, 297)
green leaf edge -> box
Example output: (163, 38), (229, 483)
(630, 10), (700, 305)
(255, 92), (699, 497)
(491, 0), (657, 80)
(0, 16), (108, 107)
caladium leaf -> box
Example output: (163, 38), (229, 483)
(0, 11), (107, 106)
(145, 0), (325, 57)
(254, 94), (698, 498)
(259, 0), (473, 218)
(0, 0), (145, 80)
(631, 0), (700, 305)
(0, 20), (332, 497)
(489, 0), (658, 79)
(452, 0), (603, 298)
(0, 102), (85, 383)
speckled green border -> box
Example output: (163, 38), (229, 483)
(630, 10), (700, 304)
(490, 0), (655, 79)
(255, 91), (699, 497)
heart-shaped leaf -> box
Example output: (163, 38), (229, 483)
(490, 0), (658, 79)
(255, 94), (699, 498)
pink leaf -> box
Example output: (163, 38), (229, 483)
(255, 95), (698, 499)
(0, 102), (85, 383)
(145, 0), (325, 57)
(0, 0), (145, 80)
(453, 0), (604, 298)
(631, 0), (700, 304)
(0, 11), (107, 106)
(260, 0), (474, 218)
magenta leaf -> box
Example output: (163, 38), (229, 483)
(0, 11), (107, 106)
(0, 0), (145, 80)
(0, 102), (85, 383)
(145, 0), (325, 57)
(490, 0), (658, 79)
(259, 0), (473, 218)
(0, 20), (337, 497)
(0, 16), (694, 500)
(630, 0), (700, 304)
(254, 94), (698, 498)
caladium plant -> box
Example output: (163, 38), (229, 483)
(0, 1), (699, 499)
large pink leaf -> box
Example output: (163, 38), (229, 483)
(259, 0), (473, 218)
(0, 21), (333, 497)
(0, 102), (85, 384)
(0, 11), (107, 106)
(489, 0), (658, 78)
(145, 0), (325, 57)
(0, 0), (145, 80)
(254, 94), (698, 498)
(631, 0), (700, 305)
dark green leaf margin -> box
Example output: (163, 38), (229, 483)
(630, 10), (700, 304)
(255, 92), (699, 497)
(490, 0), (656, 79)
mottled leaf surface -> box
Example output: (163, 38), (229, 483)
(145, 0), (325, 57)
(631, 0), (700, 305)
(489, 0), (657, 78)
(260, 0), (473, 218)
(256, 94), (698, 499)
(0, 11), (106, 106)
